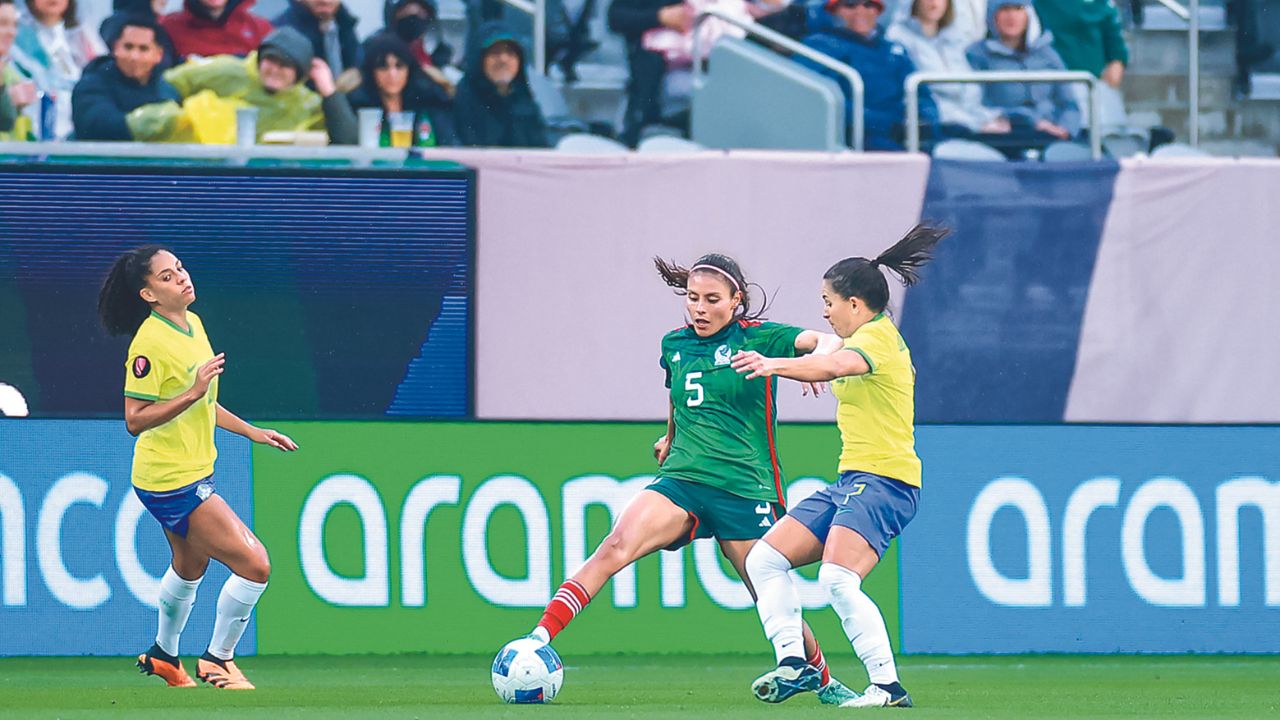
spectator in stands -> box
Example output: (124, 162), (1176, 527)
(385, 0), (452, 69)
(72, 14), (178, 140)
(800, 0), (940, 150)
(15, 0), (106, 137)
(142, 27), (357, 142)
(160, 0), (271, 61)
(966, 0), (1078, 149)
(101, 0), (176, 67)
(888, 0), (1004, 133)
(453, 22), (548, 147)
(607, 0), (692, 146)
(272, 0), (359, 74)
(1, 0), (38, 138)
(1231, 0), (1274, 97)
(1033, 0), (1126, 88)
(347, 31), (457, 145)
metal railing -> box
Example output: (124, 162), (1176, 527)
(904, 70), (1102, 159)
(0, 141), (412, 165)
(1143, 0), (1200, 145)
(691, 8), (865, 150)
(496, 0), (547, 75)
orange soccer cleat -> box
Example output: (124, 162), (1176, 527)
(136, 644), (197, 688)
(197, 653), (256, 690)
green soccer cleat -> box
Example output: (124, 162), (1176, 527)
(816, 677), (862, 705)
(751, 658), (824, 704)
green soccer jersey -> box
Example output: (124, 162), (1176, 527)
(659, 319), (805, 503)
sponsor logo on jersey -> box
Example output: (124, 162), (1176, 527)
(714, 345), (732, 366)
(756, 503), (773, 526)
(671, 352), (681, 363)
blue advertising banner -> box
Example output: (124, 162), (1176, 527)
(903, 426), (1280, 653)
(0, 420), (254, 656)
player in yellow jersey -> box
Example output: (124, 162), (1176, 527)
(731, 225), (948, 709)
(98, 246), (298, 690)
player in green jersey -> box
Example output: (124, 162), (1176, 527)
(521, 253), (858, 705)
(99, 246), (298, 691)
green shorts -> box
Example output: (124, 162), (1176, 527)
(647, 476), (785, 550)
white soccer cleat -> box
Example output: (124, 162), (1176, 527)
(840, 683), (913, 708)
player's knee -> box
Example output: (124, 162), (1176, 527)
(243, 551), (271, 584)
(817, 562), (860, 602)
(595, 532), (638, 570)
(745, 542), (787, 580)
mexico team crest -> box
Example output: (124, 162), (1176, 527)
(714, 345), (732, 366)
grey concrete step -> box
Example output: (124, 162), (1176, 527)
(1126, 27), (1238, 76)
(1124, 73), (1236, 108)
(1138, 2), (1228, 32)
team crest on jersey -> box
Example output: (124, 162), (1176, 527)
(132, 356), (151, 379)
(714, 345), (732, 366)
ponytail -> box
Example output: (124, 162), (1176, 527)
(653, 253), (771, 321)
(98, 245), (169, 336)
(825, 224), (948, 311)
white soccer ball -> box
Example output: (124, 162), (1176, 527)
(491, 637), (564, 704)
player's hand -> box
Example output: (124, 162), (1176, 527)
(801, 381), (828, 397)
(653, 434), (671, 464)
(190, 353), (225, 398)
(731, 350), (775, 380)
(251, 427), (299, 451)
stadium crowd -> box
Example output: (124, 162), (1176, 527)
(0, 0), (1145, 151)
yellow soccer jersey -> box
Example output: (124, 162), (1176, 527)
(831, 313), (922, 487)
(123, 311), (218, 491)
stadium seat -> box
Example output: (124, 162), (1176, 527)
(555, 133), (629, 154)
(1151, 142), (1211, 158)
(637, 136), (706, 154)
(1102, 133), (1147, 159)
(931, 139), (1007, 161)
(1042, 141), (1094, 162)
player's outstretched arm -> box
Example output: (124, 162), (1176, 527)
(731, 348), (869, 383)
(215, 403), (299, 452)
(793, 330), (843, 356)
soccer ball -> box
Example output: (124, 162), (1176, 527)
(491, 637), (564, 704)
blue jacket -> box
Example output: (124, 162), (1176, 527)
(272, 0), (361, 72)
(798, 25), (938, 151)
(964, 24), (1080, 134)
(71, 56), (180, 140)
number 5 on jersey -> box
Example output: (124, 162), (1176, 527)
(685, 372), (704, 407)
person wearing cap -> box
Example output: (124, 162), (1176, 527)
(72, 13), (179, 139)
(136, 26), (357, 143)
(965, 0), (1079, 149)
(272, 0), (359, 74)
(159, 0), (273, 61)
(799, 0), (940, 151)
(453, 21), (548, 147)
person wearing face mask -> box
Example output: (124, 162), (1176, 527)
(383, 0), (452, 69)
(72, 14), (179, 140)
(452, 22), (547, 147)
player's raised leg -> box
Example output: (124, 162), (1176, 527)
(822, 526), (911, 708)
(530, 489), (694, 643)
(136, 529), (208, 688)
(185, 495), (271, 690)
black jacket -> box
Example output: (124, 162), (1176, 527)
(71, 56), (181, 140)
(452, 22), (549, 148)
(272, 0), (361, 72)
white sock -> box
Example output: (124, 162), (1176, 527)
(156, 566), (202, 657)
(745, 542), (806, 664)
(819, 562), (898, 685)
(207, 575), (267, 661)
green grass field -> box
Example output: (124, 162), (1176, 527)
(1, 654), (1277, 719)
